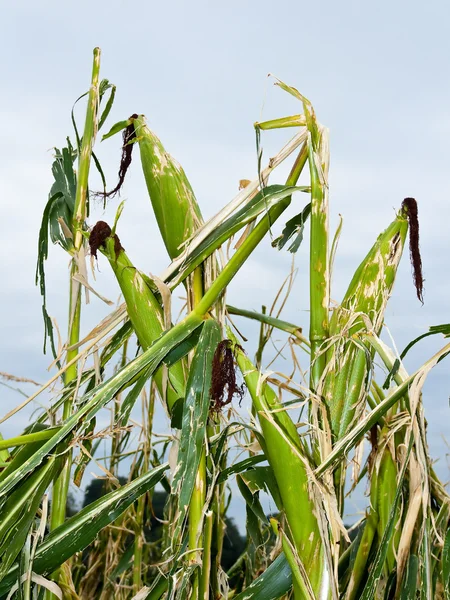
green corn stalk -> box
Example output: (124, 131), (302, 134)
(47, 48), (101, 598)
(265, 78), (330, 389)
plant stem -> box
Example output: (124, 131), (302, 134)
(307, 118), (329, 390)
(133, 382), (155, 593)
(189, 266), (207, 599)
(47, 47), (100, 596)
(199, 511), (214, 600)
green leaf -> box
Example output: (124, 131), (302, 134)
(92, 151), (108, 202)
(36, 141), (77, 357)
(170, 398), (184, 429)
(100, 319), (134, 365)
(0, 458), (57, 581)
(109, 542), (134, 579)
(162, 326), (202, 368)
(101, 119), (130, 141)
(116, 368), (152, 426)
(217, 455), (266, 483)
(0, 314), (203, 499)
(236, 474), (267, 523)
(98, 80), (116, 131)
(165, 185), (309, 288)
(170, 320), (221, 542)
(400, 554), (419, 600)
(384, 323), (450, 387)
(420, 518), (433, 600)
(0, 463), (168, 594)
(233, 553), (292, 600)
(272, 203), (311, 252)
(240, 466), (283, 512)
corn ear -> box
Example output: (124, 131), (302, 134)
(230, 332), (326, 597)
(99, 232), (185, 412)
(323, 205), (410, 440)
(369, 430), (402, 576)
(133, 115), (203, 260)
(344, 510), (378, 600)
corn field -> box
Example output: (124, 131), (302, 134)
(0, 47), (449, 600)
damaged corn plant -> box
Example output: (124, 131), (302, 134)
(0, 47), (449, 600)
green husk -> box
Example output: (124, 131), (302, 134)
(133, 115), (203, 261)
(100, 235), (185, 412)
(323, 206), (410, 441)
(231, 332), (326, 598)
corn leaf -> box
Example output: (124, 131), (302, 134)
(0, 315), (203, 499)
(233, 553), (292, 600)
(217, 455), (266, 484)
(164, 185), (309, 288)
(272, 202), (311, 252)
(35, 142), (77, 357)
(236, 474), (268, 523)
(0, 458), (57, 581)
(0, 462), (168, 595)
(170, 319), (221, 542)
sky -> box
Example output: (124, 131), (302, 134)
(0, 0), (449, 528)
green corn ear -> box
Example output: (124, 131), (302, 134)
(344, 509), (378, 600)
(92, 226), (185, 412)
(369, 432), (402, 576)
(323, 205), (410, 441)
(133, 115), (203, 261)
(231, 333), (326, 597)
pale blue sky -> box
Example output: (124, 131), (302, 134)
(0, 1), (449, 524)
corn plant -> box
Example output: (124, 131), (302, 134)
(0, 48), (449, 600)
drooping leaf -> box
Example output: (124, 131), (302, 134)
(98, 80), (116, 131)
(384, 323), (450, 388)
(236, 474), (267, 524)
(272, 202), (311, 252)
(36, 141), (77, 356)
(101, 119), (131, 141)
(116, 367), (152, 426)
(240, 466), (283, 512)
(0, 314), (203, 499)
(0, 463), (168, 594)
(217, 455), (267, 484)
